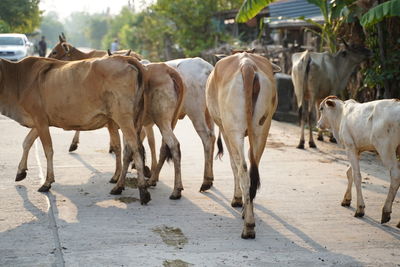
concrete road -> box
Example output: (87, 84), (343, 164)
(0, 115), (399, 266)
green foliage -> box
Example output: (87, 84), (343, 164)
(0, 0), (41, 33)
(39, 12), (65, 48)
(235, 0), (275, 23)
(360, 0), (400, 28)
(86, 14), (109, 49)
(362, 21), (400, 96)
(63, 12), (92, 47)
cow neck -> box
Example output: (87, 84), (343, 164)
(333, 52), (362, 94)
(69, 47), (90, 60)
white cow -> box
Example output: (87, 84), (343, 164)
(165, 58), (216, 191)
(206, 52), (279, 238)
(318, 96), (400, 227)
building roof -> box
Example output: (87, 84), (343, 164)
(265, 0), (324, 29)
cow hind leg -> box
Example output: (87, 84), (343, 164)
(16, 128), (38, 181)
(161, 127), (183, 200)
(347, 150), (365, 217)
(297, 105), (306, 149)
(379, 144), (400, 224)
(107, 121), (122, 184)
(35, 123), (55, 192)
(113, 120), (150, 205)
(341, 166), (353, 207)
(226, 131), (255, 239)
(147, 143), (168, 187)
(187, 113), (216, 192)
(69, 131), (80, 152)
(307, 108), (316, 148)
(220, 129), (242, 207)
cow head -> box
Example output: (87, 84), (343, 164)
(48, 34), (74, 60)
(339, 39), (372, 64)
(317, 96), (344, 140)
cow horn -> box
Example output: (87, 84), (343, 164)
(125, 49), (131, 56)
(341, 38), (349, 49)
(107, 49), (112, 56)
(59, 35), (64, 43)
(61, 32), (66, 41)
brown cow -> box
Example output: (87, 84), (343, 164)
(206, 52), (278, 238)
(18, 38), (186, 199)
(0, 55), (152, 204)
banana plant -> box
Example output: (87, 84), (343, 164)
(360, 0), (400, 28)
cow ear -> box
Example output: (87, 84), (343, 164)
(214, 54), (227, 61)
(61, 43), (70, 53)
(326, 99), (336, 108)
(271, 63), (281, 73)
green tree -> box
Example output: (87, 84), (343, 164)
(86, 14), (109, 49)
(39, 12), (65, 48)
(64, 11), (91, 47)
(0, 0), (41, 33)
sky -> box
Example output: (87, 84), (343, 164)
(39, 0), (153, 19)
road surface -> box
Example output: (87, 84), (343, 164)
(0, 115), (399, 266)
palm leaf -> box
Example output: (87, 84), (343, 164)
(235, 0), (276, 23)
(360, 0), (400, 28)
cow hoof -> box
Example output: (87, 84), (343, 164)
(309, 141), (317, 148)
(231, 197), (243, 207)
(397, 221), (400, 228)
(317, 135), (324, 141)
(139, 188), (151, 205)
(199, 182), (213, 192)
(147, 179), (157, 187)
(109, 178), (118, 184)
(69, 144), (78, 152)
(381, 211), (391, 224)
(241, 227), (255, 239)
(296, 142), (305, 149)
(169, 192), (182, 200)
(354, 211), (365, 218)
(110, 186), (123, 195)
(38, 184), (51, 192)
(329, 137), (337, 143)
(144, 166), (152, 178)
(15, 171), (27, 181)
(341, 199), (351, 207)
(108, 147), (114, 154)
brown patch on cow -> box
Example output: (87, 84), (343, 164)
(259, 115), (267, 126)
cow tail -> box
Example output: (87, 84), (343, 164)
(241, 63), (260, 202)
(215, 130), (224, 160)
(298, 52), (311, 126)
(167, 67), (185, 130)
(128, 57), (147, 129)
(165, 66), (185, 163)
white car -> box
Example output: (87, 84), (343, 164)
(0, 33), (34, 61)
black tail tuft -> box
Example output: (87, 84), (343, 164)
(215, 134), (224, 160)
(298, 106), (302, 126)
(165, 145), (173, 163)
(249, 163), (260, 202)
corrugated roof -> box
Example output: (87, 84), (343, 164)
(268, 0), (322, 19)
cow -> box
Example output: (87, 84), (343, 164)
(0, 55), (153, 204)
(291, 42), (371, 149)
(16, 40), (186, 200)
(317, 96), (400, 228)
(206, 52), (279, 238)
(165, 57), (216, 191)
(48, 38), (216, 192)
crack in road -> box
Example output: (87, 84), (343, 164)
(35, 141), (65, 267)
